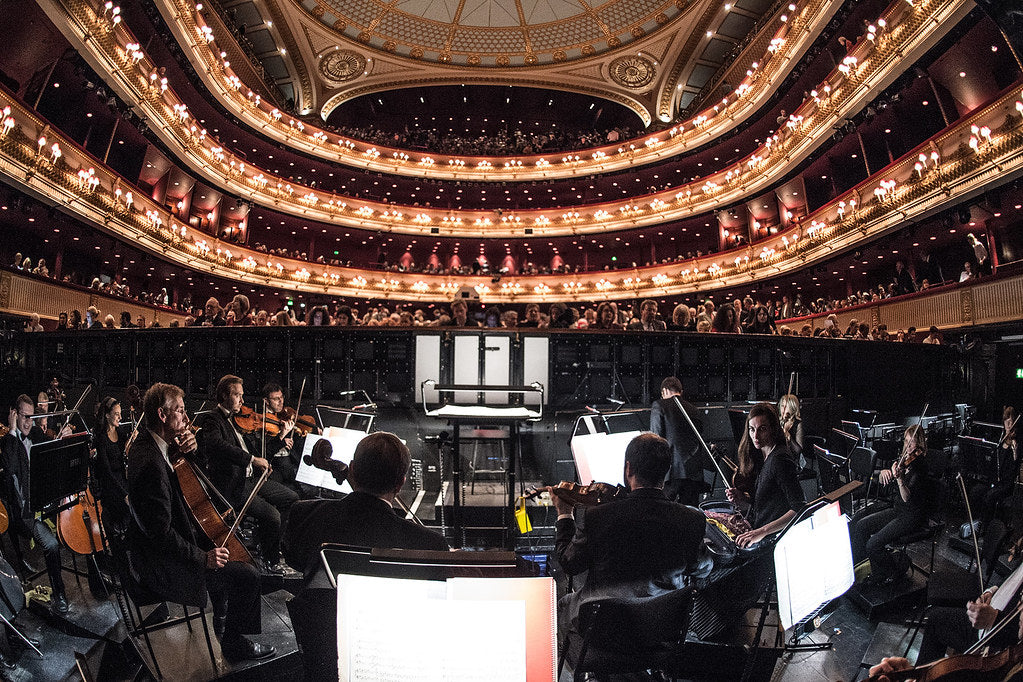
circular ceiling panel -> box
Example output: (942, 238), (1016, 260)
(300, 0), (691, 66)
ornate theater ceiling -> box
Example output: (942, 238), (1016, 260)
(213, 0), (799, 124)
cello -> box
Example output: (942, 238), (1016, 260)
(169, 418), (256, 565)
(56, 487), (104, 556)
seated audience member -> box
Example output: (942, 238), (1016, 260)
(726, 403), (804, 548)
(553, 433), (711, 635)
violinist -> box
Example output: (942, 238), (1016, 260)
(726, 403), (805, 548)
(777, 394), (804, 466)
(875, 560), (1023, 673)
(554, 433), (711, 636)
(261, 383), (300, 493)
(45, 373), (66, 414)
(126, 383), (275, 662)
(968, 406), (1019, 534)
(0, 395), (69, 613)
(850, 424), (933, 586)
(194, 376), (299, 577)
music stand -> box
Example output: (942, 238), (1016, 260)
(314, 405), (375, 433)
(727, 408), (749, 445)
(569, 410), (647, 486)
(30, 433), (91, 513)
(959, 435), (1000, 482)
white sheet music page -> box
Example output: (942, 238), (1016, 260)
(337, 574), (527, 681)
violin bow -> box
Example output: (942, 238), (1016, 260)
(956, 472), (985, 596)
(672, 396), (729, 484)
(787, 371), (795, 398)
(295, 377), (307, 415)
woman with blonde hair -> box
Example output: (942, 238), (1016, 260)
(777, 394), (804, 464)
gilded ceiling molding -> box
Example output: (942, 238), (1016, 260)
(1, 81), (1020, 303)
(138, 0), (845, 182)
(298, 0), (696, 67)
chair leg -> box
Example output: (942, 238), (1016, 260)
(133, 602), (163, 679)
(198, 606), (217, 667)
(183, 605), (193, 632)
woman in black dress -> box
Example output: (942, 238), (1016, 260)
(92, 397), (129, 535)
(727, 403), (805, 548)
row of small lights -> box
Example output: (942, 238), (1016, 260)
(157, 0), (831, 183)
(8, 0), (1001, 298)
(5, 87), (1020, 300)
(76, 0), (942, 237)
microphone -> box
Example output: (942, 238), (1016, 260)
(585, 405), (599, 413)
(606, 397), (625, 406)
(337, 390), (361, 397)
(352, 403), (376, 410)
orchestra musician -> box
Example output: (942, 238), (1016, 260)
(777, 394), (804, 465)
(553, 433), (712, 635)
(726, 403), (805, 548)
(261, 382), (302, 493)
(650, 376), (706, 506)
(284, 432), (448, 680)
(968, 406), (1019, 534)
(1, 395), (70, 613)
(195, 376), (299, 576)
(92, 397), (129, 536)
(125, 383), (275, 662)
(849, 424), (933, 585)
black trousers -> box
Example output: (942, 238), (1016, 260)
(25, 519), (65, 596)
(241, 477), (297, 564)
(207, 560), (261, 638)
(969, 480), (1014, 527)
(850, 502), (925, 579)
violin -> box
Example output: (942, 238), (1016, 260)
(866, 641), (1023, 681)
(893, 445), (926, 479)
(524, 481), (627, 507)
(232, 405), (281, 437)
(278, 407), (316, 437)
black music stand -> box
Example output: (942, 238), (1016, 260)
(772, 481), (862, 652)
(30, 433), (92, 513)
(959, 435), (1000, 482)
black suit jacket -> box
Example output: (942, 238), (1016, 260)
(284, 491), (448, 577)
(0, 426), (46, 535)
(650, 397), (704, 480)
(194, 408), (253, 508)
(555, 487), (711, 628)
(125, 431), (208, 606)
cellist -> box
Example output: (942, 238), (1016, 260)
(126, 382), (275, 662)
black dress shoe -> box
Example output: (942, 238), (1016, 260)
(53, 593), (69, 614)
(221, 635), (276, 662)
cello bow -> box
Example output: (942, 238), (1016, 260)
(221, 466), (270, 549)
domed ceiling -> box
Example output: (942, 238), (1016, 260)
(299, 0), (689, 66)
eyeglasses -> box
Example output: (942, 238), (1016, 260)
(164, 406), (186, 415)
(16, 412), (32, 419)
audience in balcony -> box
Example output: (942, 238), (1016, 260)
(327, 122), (638, 158)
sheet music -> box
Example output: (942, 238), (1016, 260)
(295, 430), (366, 493)
(774, 504), (854, 630)
(338, 574), (527, 682)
